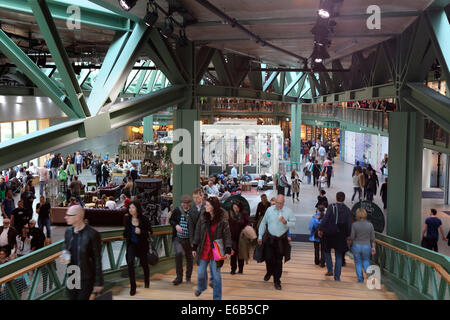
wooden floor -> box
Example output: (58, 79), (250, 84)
(113, 242), (398, 300)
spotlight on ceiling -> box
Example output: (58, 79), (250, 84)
(144, 2), (158, 28)
(318, 8), (330, 19)
(118, 0), (137, 11)
(314, 57), (323, 63)
(160, 17), (174, 38)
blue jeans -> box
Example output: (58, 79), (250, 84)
(39, 181), (47, 197)
(38, 217), (51, 238)
(324, 249), (343, 281)
(197, 259), (222, 300)
(307, 173), (311, 184)
(352, 244), (371, 282)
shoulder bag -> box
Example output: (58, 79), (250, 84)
(207, 223), (232, 261)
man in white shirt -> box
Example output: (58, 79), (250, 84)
(38, 165), (50, 197)
(318, 145), (326, 164)
(0, 219), (17, 256)
(230, 164), (238, 179)
(207, 181), (219, 196)
(105, 197), (117, 210)
(258, 194), (296, 290)
(28, 162), (38, 175)
(75, 151), (83, 175)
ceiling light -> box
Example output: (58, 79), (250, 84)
(119, 0), (137, 11)
(144, 1), (158, 28)
(160, 17), (174, 38)
(314, 58), (323, 63)
(318, 9), (330, 19)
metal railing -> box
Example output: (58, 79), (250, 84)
(0, 225), (174, 300)
(373, 233), (450, 300)
(302, 105), (390, 132)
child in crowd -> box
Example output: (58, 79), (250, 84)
(309, 205), (325, 267)
(318, 171), (327, 192)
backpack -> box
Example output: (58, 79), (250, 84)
(322, 204), (339, 236)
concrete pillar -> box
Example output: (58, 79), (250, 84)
(290, 104), (301, 170)
(172, 109), (200, 206)
(422, 148), (433, 189)
(387, 111), (424, 244)
(143, 115), (153, 142)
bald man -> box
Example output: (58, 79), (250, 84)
(257, 195), (296, 290)
(63, 205), (103, 300)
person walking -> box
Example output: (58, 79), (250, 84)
(351, 168), (363, 203)
(318, 171), (327, 192)
(365, 170), (377, 202)
(123, 201), (152, 295)
(69, 175), (84, 207)
(422, 209), (447, 252)
(228, 200), (250, 275)
(318, 192), (352, 281)
(74, 151), (83, 175)
(258, 194), (296, 290)
(66, 160), (76, 182)
(192, 197), (232, 300)
(255, 194), (271, 237)
(170, 194), (198, 285)
(38, 165), (49, 197)
(312, 160), (321, 187)
(291, 170), (301, 202)
(304, 159), (313, 184)
(62, 205), (103, 300)
(380, 178), (388, 209)
(352, 161), (362, 177)
(36, 196), (51, 239)
(309, 205), (325, 267)
(350, 208), (376, 283)
(278, 171), (291, 197)
(323, 161), (333, 188)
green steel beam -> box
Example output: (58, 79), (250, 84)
(88, 23), (148, 115)
(195, 85), (298, 103)
(404, 83), (450, 133)
(195, 47), (215, 84)
(124, 60), (147, 93)
(248, 63), (263, 91)
(0, 0), (131, 31)
(78, 69), (91, 87)
(263, 71), (279, 92)
(0, 29), (78, 119)
(426, 9), (450, 87)
(211, 50), (233, 86)
(284, 72), (304, 96)
(30, 0), (89, 118)
(0, 85), (186, 169)
(312, 83), (396, 103)
(135, 67), (152, 94)
(295, 73), (307, 98)
(87, 0), (142, 23)
(146, 28), (187, 85)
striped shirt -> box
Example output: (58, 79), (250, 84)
(177, 212), (189, 239)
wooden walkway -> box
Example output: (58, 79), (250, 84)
(113, 242), (397, 300)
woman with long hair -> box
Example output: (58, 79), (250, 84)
(192, 197), (232, 300)
(228, 200), (250, 274)
(123, 201), (152, 296)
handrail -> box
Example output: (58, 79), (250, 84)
(0, 225), (174, 300)
(375, 239), (450, 283)
(373, 232), (450, 300)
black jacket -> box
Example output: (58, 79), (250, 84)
(123, 214), (152, 252)
(192, 209), (232, 267)
(319, 203), (352, 253)
(169, 206), (200, 244)
(312, 163), (322, 177)
(64, 225), (103, 286)
(29, 227), (45, 249)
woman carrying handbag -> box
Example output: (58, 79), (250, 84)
(192, 197), (232, 300)
(123, 201), (152, 296)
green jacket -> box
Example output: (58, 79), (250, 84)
(58, 168), (67, 180)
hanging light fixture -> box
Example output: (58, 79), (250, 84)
(119, 0), (137, 11)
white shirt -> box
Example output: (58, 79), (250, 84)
(39, 167), (49, 182)
(318, 147), (326, 156)
(231, 167), (238, 178)
(209, 185), (219, 196)
(28, 165), (38, 175)
(258, 205), (296, 239)
(105, 201), (117, 210)
(0, 227), (9, 247)
(16, 235), (33, 256)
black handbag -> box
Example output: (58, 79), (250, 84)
(322, 204), (339, 236)
(147, 238), (159, 266)
(253, 244), (264, 263)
